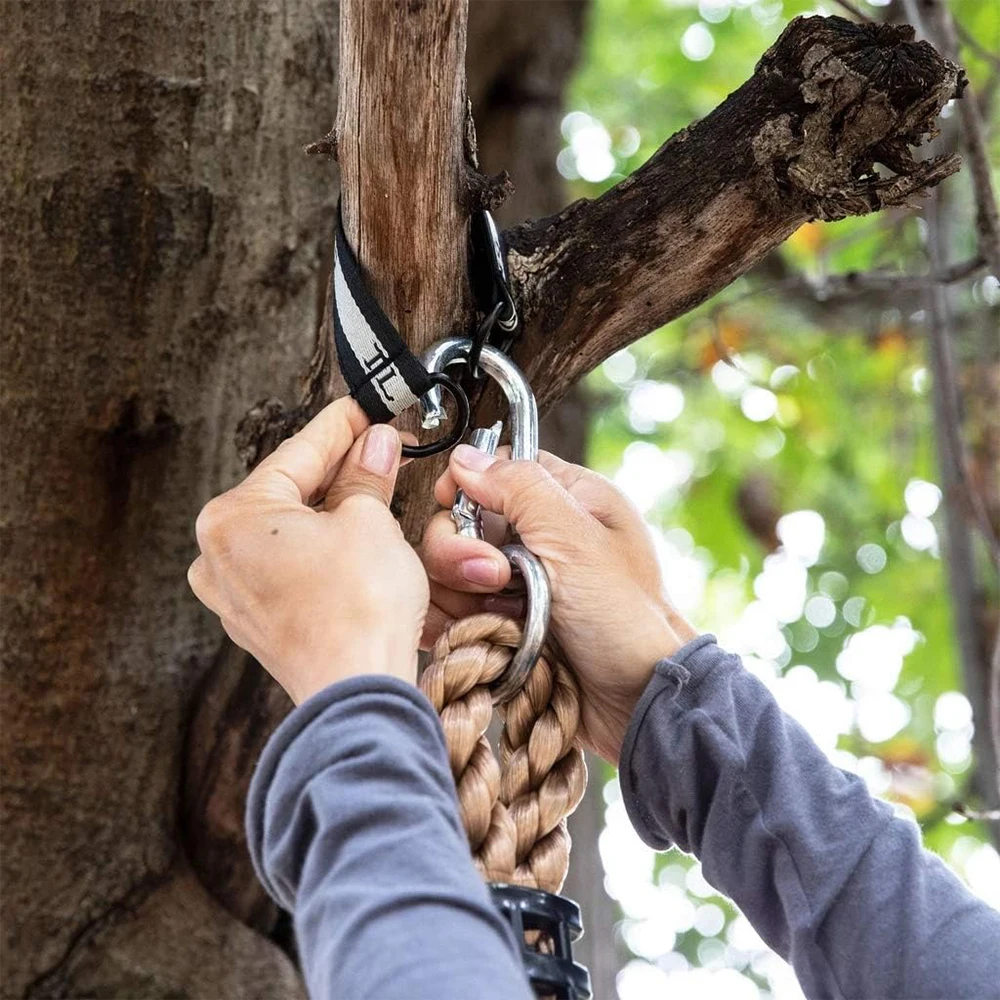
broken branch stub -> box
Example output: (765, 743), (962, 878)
(504, 15), (964, 412)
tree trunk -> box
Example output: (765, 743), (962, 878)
(2, 1), (593, 995)
(3, 3), (962, 997)
(1, 2), (338, 994)
(337, 0), (473, 540)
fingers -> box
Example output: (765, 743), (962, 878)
(420, 510), (513, 592)
(434, 448), (588, 505)
(398, 431), (419, 467)
(435, 447), (633, 533)
(249, 397), (370, 504)
(434, 445), (510, 507)
(186, 555), (213, 609)
(443, 445), (589, 540)
(323, 424), (403, 511)
(421, 584), (525, 649)
(420, 601), (453, 650)
(429, 581), (523, 620)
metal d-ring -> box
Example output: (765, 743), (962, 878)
(400, 372), (471, 460)
(491, 544), (551, 705)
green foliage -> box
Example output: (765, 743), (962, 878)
(568, 0), (999, 995)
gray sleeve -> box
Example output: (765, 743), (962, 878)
(246, 674), (532, 1000)
(619, 635), (1000, 1000)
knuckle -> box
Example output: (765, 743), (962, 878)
(187, 558), (215, 608)
(337, 491), (389, 519)
(490, 458), (548, 495)
(418, 533), (452, 575)
(511, 464), (556, 505)
(195, 496), (232, 549)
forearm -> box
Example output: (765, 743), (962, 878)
(247, 674), (531, 1000)
(619, 636), (1000, 999)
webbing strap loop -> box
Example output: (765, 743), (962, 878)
(332, 205), (437, 423)
(332, 204), (518, 459)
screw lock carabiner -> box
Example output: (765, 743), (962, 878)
(419, 336), (548, 704)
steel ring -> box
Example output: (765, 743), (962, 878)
(490, 544), (552, 705)
(401, 373), (471, 459)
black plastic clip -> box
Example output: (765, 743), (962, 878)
(489, 883), (592, 1000)
(469, 210), (519, 356)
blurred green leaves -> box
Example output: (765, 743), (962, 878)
(572, 0), (999, 993)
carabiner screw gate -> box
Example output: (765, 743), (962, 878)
(419, 337), (548, 704)
(453, 421), (502, 538)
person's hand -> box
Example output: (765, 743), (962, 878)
(421, 446), (697, 764)
(188, 399), (428, 705)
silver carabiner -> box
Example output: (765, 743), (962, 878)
(419, 337), (550, 704)
(419, 339), (538, 460)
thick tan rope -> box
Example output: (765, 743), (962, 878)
(420, 613), (588, 894)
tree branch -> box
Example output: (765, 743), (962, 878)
(768, 255), (986, 310)
(923, 187), (1000, 846)
(912, 0), (1000, 280)
(503, 15), (963, 410)
(696, 254), (987, 340)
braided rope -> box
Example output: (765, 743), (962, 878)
(420, 614), (587, 894)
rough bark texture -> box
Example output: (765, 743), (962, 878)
(1, 2), (336, 995)
(503, 15), (964, 410)
(2, 4), (963, 997)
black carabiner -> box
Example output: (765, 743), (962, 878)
(466, 300), (505, 383)
(470, 210), (518, 339)
(400, 372), (471, 460)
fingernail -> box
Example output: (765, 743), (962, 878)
(453, 444), (497, 472)
(361, 425), (398, 476)
(462, 557), (501, 586)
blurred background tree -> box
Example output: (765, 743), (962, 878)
(556, 0), (999, 996)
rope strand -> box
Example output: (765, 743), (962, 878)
(420, 613), (587, 894)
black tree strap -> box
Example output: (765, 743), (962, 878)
(332, 205), (435, 423)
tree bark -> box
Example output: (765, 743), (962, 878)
(3, 4), (964, 997)
(503, 16), (963, 410)
(1, 2), (336, 995)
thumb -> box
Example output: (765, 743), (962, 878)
(323, 423), (402, 511)
(447, 444), (589, 541)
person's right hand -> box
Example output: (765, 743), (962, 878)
(420, 446), (697, 764)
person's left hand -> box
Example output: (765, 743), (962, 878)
(188, 399), (428, 705)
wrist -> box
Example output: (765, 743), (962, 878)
(283, 639), (418, 705)
(595, 611), (686, 766)
(623, 606), (686, 682)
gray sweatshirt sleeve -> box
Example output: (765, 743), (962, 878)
(246, 674), (532, 1000)
(619, 634), (1000, 999)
